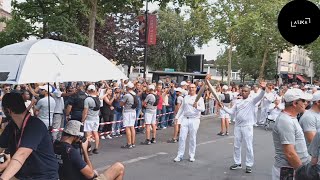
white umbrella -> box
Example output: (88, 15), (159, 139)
(0, 39), (127, 84)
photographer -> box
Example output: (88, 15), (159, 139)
(0, 93), (59, 179)
(57, 120), (125, 180)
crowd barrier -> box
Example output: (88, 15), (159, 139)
(51, 111), (175, 136)
(52, 102), (213, 136)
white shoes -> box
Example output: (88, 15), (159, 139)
(174, 156), (182, 162)
(106, 135), (113, 139)
(100, 136), (106, 140)
(174, 156), (195, 162)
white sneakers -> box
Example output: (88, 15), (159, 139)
(174, 157), (182, 162)
(173, 156), (195, 162)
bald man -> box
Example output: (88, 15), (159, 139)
(219, 82), (266, 173)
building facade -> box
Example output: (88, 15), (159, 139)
(0, 1), (11, 32)
(203, 63), (240, 82)
(278, 46), (313, 83)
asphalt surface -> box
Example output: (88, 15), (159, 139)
(91, 115), (275, 180)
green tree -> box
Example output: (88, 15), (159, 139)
(147, 8), (212, 71)
(210, 0), (290, 82)
(235, 0), (290, 80)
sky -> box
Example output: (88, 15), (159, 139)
(3, 0), (222, 60)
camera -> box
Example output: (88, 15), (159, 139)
(0, 154), (7, 164)
(79, 136), (87, 143)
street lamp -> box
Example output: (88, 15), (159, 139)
(143, 0), (149, 80)
(275, 51), (282, 86)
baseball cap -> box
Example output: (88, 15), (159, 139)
(39, 85), (52, 93)
(64, 120), (84, 137)
(284, 89), (313, 102)
(175, 87), (183, 92)
(127, 82), (134, 89)
(148, 85), (155, 90)
(222, 85), (228, 90)
(180, 81), (187, 86)
(87, 84), (96, 91)
(311, 92), (320, 102)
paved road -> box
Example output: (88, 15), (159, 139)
(91, 115), (275, 180)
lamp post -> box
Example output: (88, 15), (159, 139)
(143, 0), (149, 79)
(275, 50), (282, 86)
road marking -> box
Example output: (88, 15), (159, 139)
(197, 136), (234, 147)
(95, 152), (168, 172)
(122, 152), (168, 164)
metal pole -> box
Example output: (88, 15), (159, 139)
(143, 0), (149, 80)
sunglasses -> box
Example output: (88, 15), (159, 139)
(297, 99), (306, 103)
(5, 88), (11, 91)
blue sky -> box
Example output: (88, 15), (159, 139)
(3, 0), (222, 61)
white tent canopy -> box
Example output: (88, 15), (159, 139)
(0, 39), (127, 84)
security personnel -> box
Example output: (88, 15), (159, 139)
(219, 82), (266, 173)
(173, 84), (205, 162)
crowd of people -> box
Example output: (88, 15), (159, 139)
(1, 76), (320, 179)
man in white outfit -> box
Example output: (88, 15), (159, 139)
(173, 84), (205, 162)
(258, 84), (275, 125)
(219, 82), (266, 173)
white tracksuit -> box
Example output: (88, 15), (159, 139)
(223, 90), (265, 167)
(258, 92), (275, 124)
(176, 95), (205, 159)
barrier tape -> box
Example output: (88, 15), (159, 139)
(51, 111), (175, 133)
(98, 118), (175, 136)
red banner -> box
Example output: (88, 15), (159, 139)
(147, 14), (157, 45)
(138, 15), (146, 45)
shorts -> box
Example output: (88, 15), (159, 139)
(219, 109), (230, 119)
(84, 120), (100, 132)
(0, 112), (2, 116)
(123, 111), (136, 127)
(94, 173), (106, 180)
(145, 112), (157, 125)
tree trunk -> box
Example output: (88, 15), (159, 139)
(127, 64), (132, 77)
(88, 0), (97, 49)
(258, 47), (269, 81)
(42, 22), (48, 38)
(221, 68), (224, 82)
(227, 41), (233, 86)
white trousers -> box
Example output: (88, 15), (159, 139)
(259, 107), (269, 124)
(234, 126), (254, 167)
(177, 117), (200, 159)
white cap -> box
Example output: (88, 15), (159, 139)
(180, 81), (187, 86)
(39, 85), (53, 93)
(311, 92), (320, 102)
(175, 87), (183, 92)
(284, 89), (313, 102)
(87, 84), (96, 91)
(222, 85), (228, 90)
(148, 85), (155, 90)
(127, 82), (134, 89)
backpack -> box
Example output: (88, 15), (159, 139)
(152, 94), (160, 106)
(87, 96), (101, 111)
(129, 93), (139, 109)
(222, 93), (231, 103)
(73, 92), (88, 111)
(54, 141), (83, 180)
